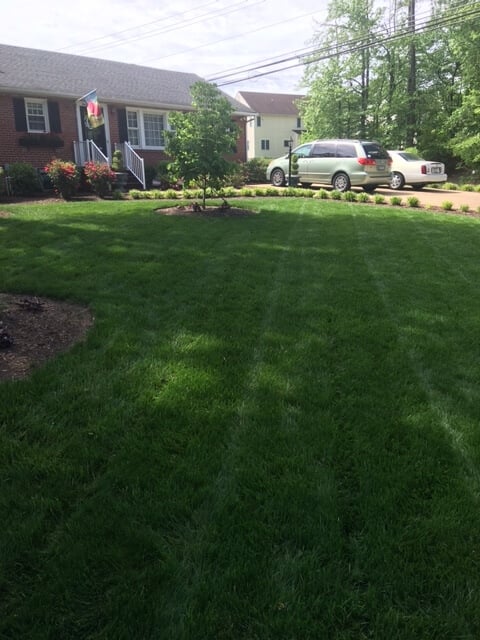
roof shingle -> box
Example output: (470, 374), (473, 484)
(0, 43), (251, 113)
(236, 91), (305, 116)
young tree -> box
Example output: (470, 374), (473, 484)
(165, 81), (238, 209)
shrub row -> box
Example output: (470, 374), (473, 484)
(127, 186), (480, 213)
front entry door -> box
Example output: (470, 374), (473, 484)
(80, 105), (107, 157)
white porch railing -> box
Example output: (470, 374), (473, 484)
(73, 140), (109, 166)
(115, 142), (146, 190)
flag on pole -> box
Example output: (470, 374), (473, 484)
(78, 89), (104, 128)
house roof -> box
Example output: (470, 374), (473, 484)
(0, 43), (252, 114)
(235, 91), (305, 116)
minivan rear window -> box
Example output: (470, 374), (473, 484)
(362, 143), (390, 159)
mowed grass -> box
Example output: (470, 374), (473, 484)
(1, 198), (480, 639)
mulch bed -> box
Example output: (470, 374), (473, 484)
(0, 294), (94, 382)
(155, 204), (257, 217)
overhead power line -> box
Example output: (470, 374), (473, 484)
(208, 0), (480, 87)
(62, 0), (266, 57)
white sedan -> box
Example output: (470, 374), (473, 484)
(387, 150), (447, 190)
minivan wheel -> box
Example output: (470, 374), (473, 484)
(390, 172), (405, 190)
(270, 168), (286, 187)
(332, 172), (351, 192)
(363, 185), (376, 193)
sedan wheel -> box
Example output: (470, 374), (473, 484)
(270, 168), (285, 187)
(390, 171), (405, 190)
(332, 172), (351, 192)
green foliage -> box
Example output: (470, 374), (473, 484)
(239, 187), (255, 197)
(223, 162), (245, 188)
(314, 189), (329, 199)
(290, 153), (299, 176)
(7, 162), (40, 196)
(357, 192), (370, 203)
(343, 190), (357, 202)
(300, 0), (480, 170)
(165, 81), (237, 208)
(111, 150), (124, 171)
(83, 161), (116, 197)
(330, 190), (342, 200)
(441, 200), (454, 211)
(374, 194), (386, 204)
(407, 196), (420, 208)
(390, 196), (403, 206)
(265, 187), (280, 196)
(459, 204), (470, 212)
(144, 165), (158, 190)
(244, 157), (269, 183)
(44, 159), (80, 199)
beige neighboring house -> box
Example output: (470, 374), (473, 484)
(235, 91), (305, 160)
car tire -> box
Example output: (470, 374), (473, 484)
(390, 172), (405, 190)
(300, 182), (312, 188)
(270, 168), (286, 187)
(413, 184), (426, 190)
(332, 172), (351, 192)
(363, 185), (377, 193)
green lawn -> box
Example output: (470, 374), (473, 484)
(1, 198), (480, 639)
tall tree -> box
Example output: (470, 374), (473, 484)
(165, 82), (237, 209)
(301, 0), (383, 140)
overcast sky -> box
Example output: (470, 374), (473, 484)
(0, 0), (330, 97)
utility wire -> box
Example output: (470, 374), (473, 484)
(209, 2), (480, 86)
(207, 2), (438, 81)
(57, 0), (221, 52)
(143, 7), (322, 66)
(67, 0), (266, 57)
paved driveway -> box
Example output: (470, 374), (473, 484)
(375, 186), (480, 212)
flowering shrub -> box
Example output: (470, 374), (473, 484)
(44, 159), (80, 200)
(84, 161), (116, 197)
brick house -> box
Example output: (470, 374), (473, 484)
(0, 43), (252, 188)
(235, 91), (306, 160)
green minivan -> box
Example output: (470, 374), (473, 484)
(266, 139), (392, 192)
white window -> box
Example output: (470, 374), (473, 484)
(143, 112), (165, 147)
(126, 108), (166, 148)
(25, 99), (49, 133)
(127, 110), (139, 146)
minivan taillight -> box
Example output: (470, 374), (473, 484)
(358, 158), (376, 166)
(421, 165), (427, 174)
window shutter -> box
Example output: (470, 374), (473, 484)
(13, 98), (27, 131)
(48, 101), (62, 133)
(118, 108), (128, 142)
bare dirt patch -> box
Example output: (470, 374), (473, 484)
(0, 294), (94, 382)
